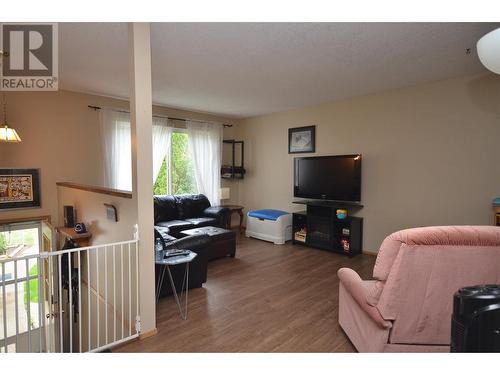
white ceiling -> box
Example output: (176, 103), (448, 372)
(59, 22), (499, 118)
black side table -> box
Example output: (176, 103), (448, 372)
(155, 250), (197, 320)
(212, 204), (244, 233)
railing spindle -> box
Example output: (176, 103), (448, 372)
(38, 257), (43, 353)
(68, 253), (73, 353)
(48, 256), (53, 352)
(25, 259), (31, 352)
(113, 245), (116, 342)
(128, 243), (132, 337)
(135, 240), (139, 332)
(87, 250), (91, 351)
(120, 244), (124, 339)
(96, 247), (100, 348)
(2, 262), (7, 352)
(78, 249), (82, 353)
(104, 245), (108, 345)
(58, 254), (63, 353)
(14, 260), (18, 351)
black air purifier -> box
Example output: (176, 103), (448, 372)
(451, 284), (500, 352)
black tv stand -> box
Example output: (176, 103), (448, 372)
(292, 199), (364, 208)
(292, 200), (363, 257)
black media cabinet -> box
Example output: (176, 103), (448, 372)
(292, 200), (363, 257)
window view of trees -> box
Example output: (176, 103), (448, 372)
(153, 158), (168, 195)
(154, 132), (197, 195)
(0, 233), (7, 255)
(0, 230), (35, 256)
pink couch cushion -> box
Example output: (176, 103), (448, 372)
(378, 244), (500, 345)
(373, 226), (500, 281)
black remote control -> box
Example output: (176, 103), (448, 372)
(163, 249), (190, 258)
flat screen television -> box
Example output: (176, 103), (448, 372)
(294, 154), (362, 202)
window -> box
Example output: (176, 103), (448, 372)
(100, 110), (221, 203)
(154, 131), (197, 195)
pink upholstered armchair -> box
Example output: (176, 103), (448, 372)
(338, 226), (500, 352)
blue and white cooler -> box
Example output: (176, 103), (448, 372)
(245, 209), (292, 245)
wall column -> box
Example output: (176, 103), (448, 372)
(128, 22), (156, 335)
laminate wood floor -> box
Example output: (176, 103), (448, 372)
(116, 234), (376, 352)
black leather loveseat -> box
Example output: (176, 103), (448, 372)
(154, 194), (228, 236)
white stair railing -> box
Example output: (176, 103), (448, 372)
(0, 238), (140, 353)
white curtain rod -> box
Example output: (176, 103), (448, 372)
(88, 105), (233, 127)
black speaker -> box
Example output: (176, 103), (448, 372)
(451, 284), (500, 352)
(64, 205), (75, 228)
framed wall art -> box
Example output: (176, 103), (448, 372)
(288, 125), (316, 154)
(0, 169), (41, 210)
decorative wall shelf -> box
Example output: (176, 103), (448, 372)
(221, 139), (246, 179)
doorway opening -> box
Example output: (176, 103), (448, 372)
(0, 221), (43, 352)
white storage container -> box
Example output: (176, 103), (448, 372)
(245, 209), (292, 245)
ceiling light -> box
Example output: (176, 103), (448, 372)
(0, 125), (22, 142)
(0, 95), (21, 143)
(477, 28), (500, 74)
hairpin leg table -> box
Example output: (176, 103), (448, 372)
(155, 251), (197, 320)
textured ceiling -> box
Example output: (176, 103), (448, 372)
(59, 22), (499, 118)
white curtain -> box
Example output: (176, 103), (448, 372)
(186, 120), (223, 206)
(99, 110), (173, 190)
(152, 116), (172, 183)
(99, 109), (132, 191)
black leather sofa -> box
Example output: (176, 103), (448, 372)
(153, 194), (229, 298)
(154, 194), (228, 236)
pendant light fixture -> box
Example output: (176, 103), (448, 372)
(0, 93), (21, 143)
(477, 27), (500, 74)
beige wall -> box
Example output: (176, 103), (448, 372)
(0, 89), (237, 227)
(56, 186), (137, 244)
(234, 73), (500, 252)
